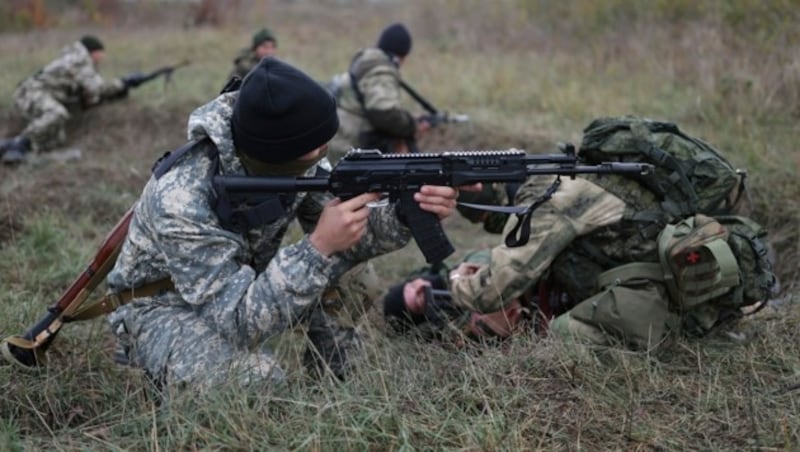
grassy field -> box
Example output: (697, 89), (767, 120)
(1, 0), (799, 449)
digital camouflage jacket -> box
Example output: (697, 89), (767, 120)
(106, 92), (412, 386)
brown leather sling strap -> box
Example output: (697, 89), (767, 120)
(66, 278), (175, 322)
(2, 278), (174, 368)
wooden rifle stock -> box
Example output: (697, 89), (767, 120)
(1, 207), (134, 368)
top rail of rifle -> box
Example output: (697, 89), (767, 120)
(345, 149), (534, 159)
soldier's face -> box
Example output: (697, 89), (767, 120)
(256, 41), (277, 59)
(89, 50), (106, 65)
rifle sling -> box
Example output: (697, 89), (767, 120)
(66, 278), (175, 322)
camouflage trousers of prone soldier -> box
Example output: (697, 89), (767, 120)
(109, 262), (383, 389)
(13, 84), (70, 153)
(549, 278), (680, 350)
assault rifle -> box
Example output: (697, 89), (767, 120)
(215, 146), (653, 264)
(121, 60), (191, 89)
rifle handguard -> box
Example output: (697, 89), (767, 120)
(122, 72), (147, 88)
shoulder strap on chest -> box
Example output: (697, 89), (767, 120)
(152, 138), (211, 179)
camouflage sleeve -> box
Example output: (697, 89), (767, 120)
(140, 158), (340, 349)
(296, 189), (413, 275)
(231, 50), (258, 80)
(359, 66), (416, 137)
(338, 203), (413, 263)
(449, 176), (627, 313)
(73, 59), (126, 105)
(296, 190), (329, 233)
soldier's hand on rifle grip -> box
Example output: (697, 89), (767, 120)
(413, 185), (462, 220)
(310, 192), (382, 256)
(416, 116), (432, 136)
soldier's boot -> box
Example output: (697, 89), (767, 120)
(0, 137), (12, 155)
(1, 136), (31, 165)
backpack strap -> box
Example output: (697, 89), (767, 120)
(151, 138), (296, 234)
(348, 49), (398, 111)
(152, 139), (207, 179)
(634, 139), (699, 217)
(349, 49), (427, 113)
(596, 262), (665, 289)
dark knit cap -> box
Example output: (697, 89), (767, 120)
(376, 22), (412, 57)
(231, 57), (339, 164)
(251, 27), (277, 50)
(80, 35), (104, 52)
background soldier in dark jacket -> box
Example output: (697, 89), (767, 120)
(229, 27), (278, 81)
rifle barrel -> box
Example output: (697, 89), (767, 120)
(524, 163), (653, 176)
(215, 175), (331, 193)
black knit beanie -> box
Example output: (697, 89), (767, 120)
(231, 57), (339, 163)
(376, 22), (412, 57)
(80, 35), (104, 52)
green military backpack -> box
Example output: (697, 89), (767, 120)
(579, 116), (776, 309)
(580, 116), (744, 218)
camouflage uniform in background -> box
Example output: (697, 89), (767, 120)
(106, 91), (412, 388)
(229, 48), (261, 81)
(228, 28), (277, 82)
(328, 48), (417, 162)
(12, 41), (127, 153)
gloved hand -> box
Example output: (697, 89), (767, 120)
(121, 72), (147, 88)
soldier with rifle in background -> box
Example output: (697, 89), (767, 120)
(328, 22), (467, 163)
(228, 27), (278, 82)
(0, 35), (185, 165)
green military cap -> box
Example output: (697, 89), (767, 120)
(251, 27), (277, 50)
(80, 35), (104, 52)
